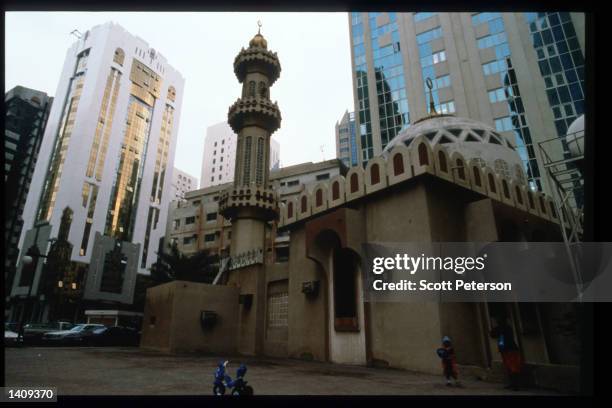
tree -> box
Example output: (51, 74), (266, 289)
(149, 242), (219, 285)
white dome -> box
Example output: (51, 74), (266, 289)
(382, 114), (524, 179)
(566, 115), (584, 158)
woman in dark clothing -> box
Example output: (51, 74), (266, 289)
(490, 317), (524, 390)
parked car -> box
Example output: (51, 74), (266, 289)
(86, 326), (140, 347)
(23, 321), (74, 345)
(4, 329), (20, 347)
(41, 324), (105, 345)
(5, 322), (20, 333)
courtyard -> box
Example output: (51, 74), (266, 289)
(5, 346), (563, 396)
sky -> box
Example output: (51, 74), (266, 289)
(5, 12), (354, 183)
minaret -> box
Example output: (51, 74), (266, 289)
(219, 23), (281, 355)
(220, 23), (281, 257)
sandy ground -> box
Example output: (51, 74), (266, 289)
(5, 346), (563, 396)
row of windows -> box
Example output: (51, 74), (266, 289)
(488, 86), (513, 103)
(416, 27), (442, 45)
(477, 32), (507, 49)
(472, 12), (502, 26)
(420, 50), (447, 67)
(414, 12), (436, 22)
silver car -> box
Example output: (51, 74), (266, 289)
(42, 324), (106, 345)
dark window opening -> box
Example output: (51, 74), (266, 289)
(333, 248), (358, 331)
(393, 153), (404, 176)
(350, 173), (359, 193)
(418, 143), (429, 166)
(332, 182), (340, 200)
(438, 151), (448, 172)
(488, 173), (497, 193)
(370, 163), (380, 184)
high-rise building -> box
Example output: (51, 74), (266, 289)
(171, 167), (198, 201)
(348, 12), (585, 193)
(200, 121), (280, 189)
(4, 86), (53, 292)
(14, 21), (185, 313)
(335, 110), (359, 167)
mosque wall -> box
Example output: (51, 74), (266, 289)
(286, 227), (329, 362)
(140, 281), (239, 354)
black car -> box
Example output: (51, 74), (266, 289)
(86, 326), (140, 346)
(23, 321), (74, 345)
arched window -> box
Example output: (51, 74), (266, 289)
(370, 163), (380, 184)
(488, 173), (497, 193)
(316, 189), (323, 207)
(301, 195), (308, 213)
(473, 167), (482, 186)
(350, 173), (359, 193)
(393, 153), (404, 175)
(528, 192), (535, 209)
(456, 159), (465, 179)
(502, 180), (510, 198)
(248, 81), (256, 97)
(333, 248), (358, 331)
(515, 186), (524, 205)
(332, 181), (340, 200)
(418, 143), (429, 166)
(438, 151), (448, 173)
(549, 202), (557, 218)
(287, 202), (293, 218)
(539, 196), (547, 214)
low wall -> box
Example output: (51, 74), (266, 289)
(141, 281), (240, 354)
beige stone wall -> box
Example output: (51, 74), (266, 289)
(140, 281), (239, 354)
(227, 264), (266, 355)
(286, 227), (328, 362)
(140, 282), (174, 351)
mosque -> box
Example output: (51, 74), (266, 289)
(141, 29), (581, 392)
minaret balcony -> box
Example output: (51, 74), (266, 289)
(219, 185), (279, 221)
(234, 48), (281, 85)
(228, 97), (282, 134)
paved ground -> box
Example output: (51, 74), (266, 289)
(5, 346), (563, 396)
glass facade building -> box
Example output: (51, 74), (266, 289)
(348, 12), (585, 194)
(335, 110), (359, 167)
(17, 22), (185, 280)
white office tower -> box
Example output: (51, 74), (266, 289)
(200, 121), (280, 189)
(171, 167), (198, 201)
(16, 22), (185, 282)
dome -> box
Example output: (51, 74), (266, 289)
(382, 114), (524, 178)
(249, 33), (268, 49)
(566, 115), (584, 158)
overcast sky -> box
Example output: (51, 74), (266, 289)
(5, 12), (354, 182)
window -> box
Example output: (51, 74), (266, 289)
(332, 182), (340, 200)
(204, 233), (216, 242)
(206, 212), (217, 221)
(370, 163), (380, 184)
(316, 173), (330, 181)
(350, 173), (359, 193)
(287, 180), (299, 187)
(414, 12), (436, 22)
(183, 236), (195, 245)
(185, 216), (195, 225)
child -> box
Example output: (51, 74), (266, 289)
(436, 336), (460, 386)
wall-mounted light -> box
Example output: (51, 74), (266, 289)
(71, 283), (77, 290)
(58, 281), (64, 288)
(301, 280), (320, 298)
